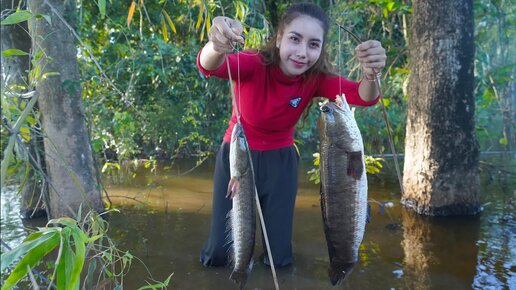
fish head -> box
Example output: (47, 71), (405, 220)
(230, 123), (251, 176)
(319, 98), (363, 152)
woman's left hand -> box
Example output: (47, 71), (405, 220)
(355, 40), (386, 80)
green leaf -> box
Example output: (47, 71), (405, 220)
(2, 49), (29, 58)
(48, 217), (78, 228)
(1, 231), (60, 290)
(0, 10), (32, 25)
(41, 72), (60, 80)
(56, 227), (72, 290)
(84, 259), (97, 289)
(34, 14), (51, 24)
(499, 138), (508, 145)
(98, 0), (106, 18)
(137, 273), (173, 289)
(1, 231), (57, 272)
(69, 229), (86, 290)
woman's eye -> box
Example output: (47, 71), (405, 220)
(290, 36), (299, 42)
(310, 42), (320, 48)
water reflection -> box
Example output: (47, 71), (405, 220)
(401, 209), (481, 290)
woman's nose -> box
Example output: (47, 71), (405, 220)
(296, 45), (307, 58)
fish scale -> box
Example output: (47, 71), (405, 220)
(318, 98), (368, 286)
(227, 123), (256, 289)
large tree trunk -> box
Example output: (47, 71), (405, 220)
(402, 0), (480, 215)
(1, 0), (47, 218)
(29, 0), (103, 218)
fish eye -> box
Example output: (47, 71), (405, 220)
(320, 105), (331, 113)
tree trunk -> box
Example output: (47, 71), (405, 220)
(29, 0), (103, 218)
(1, 0), (47, 218)
(402, 0), (480, 215)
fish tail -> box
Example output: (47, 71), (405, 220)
(229, 270), (248, 289)
(328, 262), (355, 286)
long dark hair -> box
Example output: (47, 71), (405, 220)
(260, 3), (336, 126)
(260, 2), (335, 77)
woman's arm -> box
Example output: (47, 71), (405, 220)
(355, 40), (386, 102)
(199, 16), (244, 71)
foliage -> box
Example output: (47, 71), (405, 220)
(0, 209), (172, 290)
(307, 152), (385, 185)
(1, 0), (512, 183)
(76, 0), (271, 172)
(473, 0), (515, 151)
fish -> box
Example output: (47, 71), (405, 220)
(318, 96), (368, 286)
(226, 122), (256, 289)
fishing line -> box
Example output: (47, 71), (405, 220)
(334, 21), (405, 195)
(222, 19), (280, 290)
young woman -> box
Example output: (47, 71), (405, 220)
(197, 2), (386, 268)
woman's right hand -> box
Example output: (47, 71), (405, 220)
(208, 16), (244, 53)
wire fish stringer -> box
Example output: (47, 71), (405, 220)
(334, 21), (405, 195)
(224, 39), (281, 290)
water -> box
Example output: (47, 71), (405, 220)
(1, 157), (515, 290)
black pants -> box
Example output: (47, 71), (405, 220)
(200, 142), (299, 268)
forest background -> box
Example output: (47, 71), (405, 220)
(2, 0), (513, 179)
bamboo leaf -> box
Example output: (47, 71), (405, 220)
(2, 49), (29, 58)
(161, 16), (169, 42)
(34, 14), (51, 24)
(41, 72), (60, 80)
(163, 10), (176, 34)
(127, 1), (136, 28)
(98, 0), (106, 18)
(0, 10), (32, 25)
(84, 259), (97, 289)
(136, 273), (173, 289)
(1, 231), (46, 272)
(206, 12), (210, 34)
(19, 126), (30, 142)
(195, 3), (204, 31)
(48, 217), (78, 228)
(56, 228), (72, 290)
(1, 232), (60, 290)
(69, 229), (86, 290)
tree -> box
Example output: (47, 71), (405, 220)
(29, 0), (103, 218)
(1, 0), (47, 218)
(402, 0), (480, 215)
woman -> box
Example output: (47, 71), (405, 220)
(197, 2), (386, 268)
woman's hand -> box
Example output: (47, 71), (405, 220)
(208, 16), (244, 53)
(355, 40), (386, 80)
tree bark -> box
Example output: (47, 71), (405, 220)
(29, 0), (103, 218)
(1, 0), (48, 218)
(402, 0), (480, 215)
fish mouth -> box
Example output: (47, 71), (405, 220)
(320, 101), (342, 113)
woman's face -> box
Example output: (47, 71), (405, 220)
(277, 15), (324, 77)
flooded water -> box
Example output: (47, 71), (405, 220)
(1, 156), (515, 290)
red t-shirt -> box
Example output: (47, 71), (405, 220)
(197, 50), (379, 150)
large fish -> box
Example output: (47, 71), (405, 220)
(318, 96), (368, 285)
(226, 122), (256, 289)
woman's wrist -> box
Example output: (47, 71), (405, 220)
(362, 72), (381, 82)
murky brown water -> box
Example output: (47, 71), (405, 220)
(1, 156), (515, 290)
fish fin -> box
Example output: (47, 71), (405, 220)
(227, 177), (240, 198)
(328, 262), (355, 286)
(229, 270), (248, 290)
(347, 151), (364, 180)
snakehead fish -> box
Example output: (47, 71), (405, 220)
(318, 97), (368, 285)
(227, 122), (256, 289)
